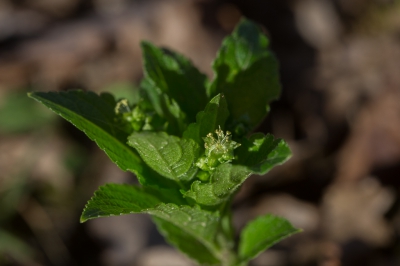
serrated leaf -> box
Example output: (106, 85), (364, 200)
(141, 41), (209, 126)
(153, 217), (220, 265)
(184, 180), (223, 206)
(82, 186), (220, 264)
(183, 93), (229, 147)
(128, 132), (199, 182)
(28, 91), (141, 172)
(80, 183), (161, 222)
(184, 164), (251, 206)
(239, 214), (301, 263)
(208, 19), (281, 134)
(149, 204), (225, 265)
(148, 204), (220, 250)
(28, 91), (186, 191)
(236, 133), (291, 174)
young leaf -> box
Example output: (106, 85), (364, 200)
(141, 41), (209, 124)
(152, 205), (226, 263)
(183, 93), (229, 147)
(153, 217), (220, 265)
(208, 19), (281, 134)
(148, 204), (220, 254)
(184, 164), (251, 206)
(28, 91), (142, 172)
(128, 132), (199, 182)
(236, 133), (291, 174)
(238, 214), (301, 263)
(140, 77), (186, 135)
(80, 183), (161, 223)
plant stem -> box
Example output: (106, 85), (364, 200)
(217, 197), (243, 266)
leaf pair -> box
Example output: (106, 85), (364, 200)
(140, 20), (281, 137)
(140, 42), (209, 136)
(208, 19), (281, 135)
(80, 184), (301, 265)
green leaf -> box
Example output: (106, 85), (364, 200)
(153, 217), (220, 265)
(80, 183), (161, 223)
(27, 91), (179, 190)
(148, 204), (219, 248)
(236, 133), (291, 174)
(28, 91), (141, 172)
(183, 93), (229, 147)
(141, 41), (209, 124)
(208, 19), (281, 134)
(128, 132), (199, 182)
(149, 204), (223, 264)
(239, 214), (301, 263)
(184, 164), (251, 206)
(140, 77), (186, 135)
(81, 186), (220, 264)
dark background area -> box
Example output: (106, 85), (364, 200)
(1, 0), (400, 265)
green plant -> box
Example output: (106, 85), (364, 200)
(28, 19), (300, 266)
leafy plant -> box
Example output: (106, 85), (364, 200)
(28, 19), (301, 266)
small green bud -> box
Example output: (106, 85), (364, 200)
(115, 99), (152, 131)
(196, 170), (210, 182)
(130, 105), (146, 131)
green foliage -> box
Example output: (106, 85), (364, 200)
(80, 184), (161, 222)
(28, 18), (300, 266)
(27, 91), (141, 172)
(147, 204), (220, 251)
(183, 94), (230, 148)
(183, 164), (251, 206)
(208, 19), (281, 136)
(153, 217), (221, 265)
(236, 133), (292, 174)
(238, 214), (301, 263)
(128, 132), (200, 183)
(140, 41), (209, 135)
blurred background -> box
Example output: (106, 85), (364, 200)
(1, 0), (400, 265)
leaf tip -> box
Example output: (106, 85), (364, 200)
(140, 40), (152, 49)
(79, 215), (88, 223)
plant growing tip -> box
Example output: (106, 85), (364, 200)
(28, 18), (300, 266)
(196, 126), (241, 173)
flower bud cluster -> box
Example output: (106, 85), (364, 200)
(115, 99), (153, 131)
(196, 126), (240, 180)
